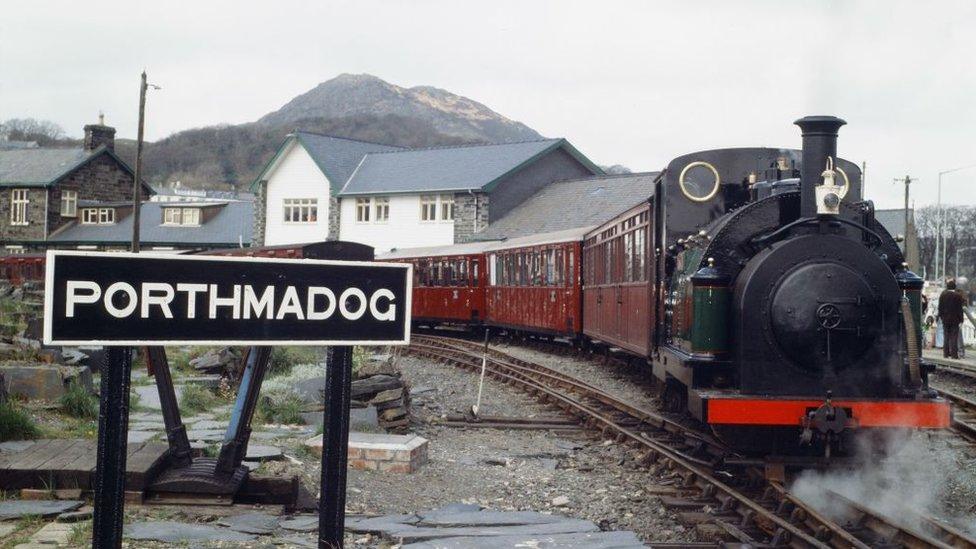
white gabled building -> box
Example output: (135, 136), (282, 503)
(251, 133), (401, 246)
(251, 132), (602, 252)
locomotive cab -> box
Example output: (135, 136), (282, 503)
(656, 116), (950, 456)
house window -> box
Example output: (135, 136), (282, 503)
(10, 189), (28, 226)
(420, 195), (437, 221)
(164, 207), (182, 225)
(374, 197), (389, 222)
(283, 198), (318, 223)
(356, 198), (371, 223)
(81, 208), (115, 224)
(61, 190), (78, 217)
(440, 194), (455, 221)
(182, 208), (200, 226)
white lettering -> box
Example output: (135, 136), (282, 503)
(307, 287), (336, 320)
(243, 286), (274, 319)
(275, 286), (305, 320)
(369, 288), (396, 321)
(209, 284), (241, 319)
(140, 282), (175, 319)
(177, 283), (208, 319)
(339, 288), (367, 320)
(104, 282), (137, 318)
(65, 280), (101, 317)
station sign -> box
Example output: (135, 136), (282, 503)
(42, 250), (412, 346)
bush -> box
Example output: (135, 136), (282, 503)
(268, 347), (321, 376)
(59, 382), (98, 419)
(179, 384), (219, 414)
(0, 401), (40, 442)
(257, 391), (305, 425)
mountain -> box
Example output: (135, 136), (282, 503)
(115, 74), (545, 189)
(258, 74), (542, 143)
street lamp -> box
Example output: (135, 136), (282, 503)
(956, 246), (976, 279)
(936, 163), (976, 281)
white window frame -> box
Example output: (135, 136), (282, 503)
(439, 194), (455, 222)
(98, 208), (115, 224)
(181, 207), (200, 226)
(163, 207), (182, 225)
(420, 195), (438, 222)
(81, 208), (98, 224)
(356, 198), (371, 223)
(374, 197), (389, 223)
(60, 190), (78, 217)
(10, 189), (28, 226)
(283, 198), (318, 224)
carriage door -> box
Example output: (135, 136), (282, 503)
(471, 257), (481, 320)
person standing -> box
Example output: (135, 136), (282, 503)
(938, 278), (965, 359)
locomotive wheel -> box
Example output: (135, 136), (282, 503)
(662, 379), (687, 413)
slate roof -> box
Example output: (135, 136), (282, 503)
(484, 226), (598, 251)
(474, 172), (659, 241)
(49, 201), (253, 247)
(253, 133), (403, 193)
(0, 148), (92, 186)
(339, 139), (601, 196)
(377, 241), (498, 260)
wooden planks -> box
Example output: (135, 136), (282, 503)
(0, 439), (169, 491)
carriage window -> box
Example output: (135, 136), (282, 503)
(634, 227), (646, 281)
(624, 232), (634, 282)
(412, 261), (421, 287)
(459, 259), (468, 286)
(569, 250), (576, 286)
(473, 259), (480, 284)
(555, 249), (564, 286)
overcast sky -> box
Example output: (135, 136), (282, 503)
(2, 1), (974, 209)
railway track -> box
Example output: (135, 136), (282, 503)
(406, 333), (976, 548)
(921, 356), (976, 443)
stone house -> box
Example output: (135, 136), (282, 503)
(0, 121), (152, 252)
(251, 132), (601, 252)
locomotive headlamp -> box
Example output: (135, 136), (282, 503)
(815, 157), (848, 215)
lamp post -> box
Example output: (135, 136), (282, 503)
(936, 163), (976, 282)
(956, 246), (976, 279)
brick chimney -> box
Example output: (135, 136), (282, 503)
(83, 113), (115, 152)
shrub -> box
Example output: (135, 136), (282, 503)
(179, 384), (219, 414)
(0, 401), (40, 442)
(59, 382), (98, 419)
(268, 347), (321, 376)
(257, 391), (305, 425)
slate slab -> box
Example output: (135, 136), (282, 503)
(191, 419), (227, 431)
(279, 515), (319, 532)
(125, 521), (256, 542)
(346, 514), (420, 533)
(217, 512), (279, 535)
(0, 500), (83, 520)
(402, 531), (646, 548)
(185, 429), (226, 442)
(417, 510), (566, 527)
(0, 524), (14, 538)
(425, 503), (482, 514)
(245, 445), (282, 461)
(388, 519), (600, 543)
(305, 406), (379, 430)
(278, 534), (318, 548)
(57, 509), (93, 523)
(292, 376), (326, 404)
(128, 421), (166, 431)
(28, 522), (73, 545)
(127, 431), (157, 444)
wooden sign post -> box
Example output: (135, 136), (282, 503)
(43, 249), (411, 549)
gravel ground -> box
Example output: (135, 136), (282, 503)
(267, 353), (700, 546)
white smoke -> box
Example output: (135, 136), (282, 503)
(789, 430), (976, 534)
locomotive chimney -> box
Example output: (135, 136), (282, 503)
(794, 115), (846, 217)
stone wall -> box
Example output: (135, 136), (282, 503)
(252, 183), (267, 247)
(453, 192), (490, 243)
(47, 153), (146, 235)
(327, 194), (340, 240)
(0, 188), (48, 242)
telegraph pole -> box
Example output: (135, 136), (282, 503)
(893, 175), (914, 245)
(131, 72), (147, 252)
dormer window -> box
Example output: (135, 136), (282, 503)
(81, 208), (115, 224)
(163, 207), (201, 226)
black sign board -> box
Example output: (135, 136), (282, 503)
(43, 250), (412, 346)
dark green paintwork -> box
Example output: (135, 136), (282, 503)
(692, 285), (730, 353)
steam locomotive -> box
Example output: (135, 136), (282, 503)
(384, 115), (951, 455)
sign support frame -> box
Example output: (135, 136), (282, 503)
(91, 346), (133, 549)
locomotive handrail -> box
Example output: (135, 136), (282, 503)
(750, 215), (885, 249)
